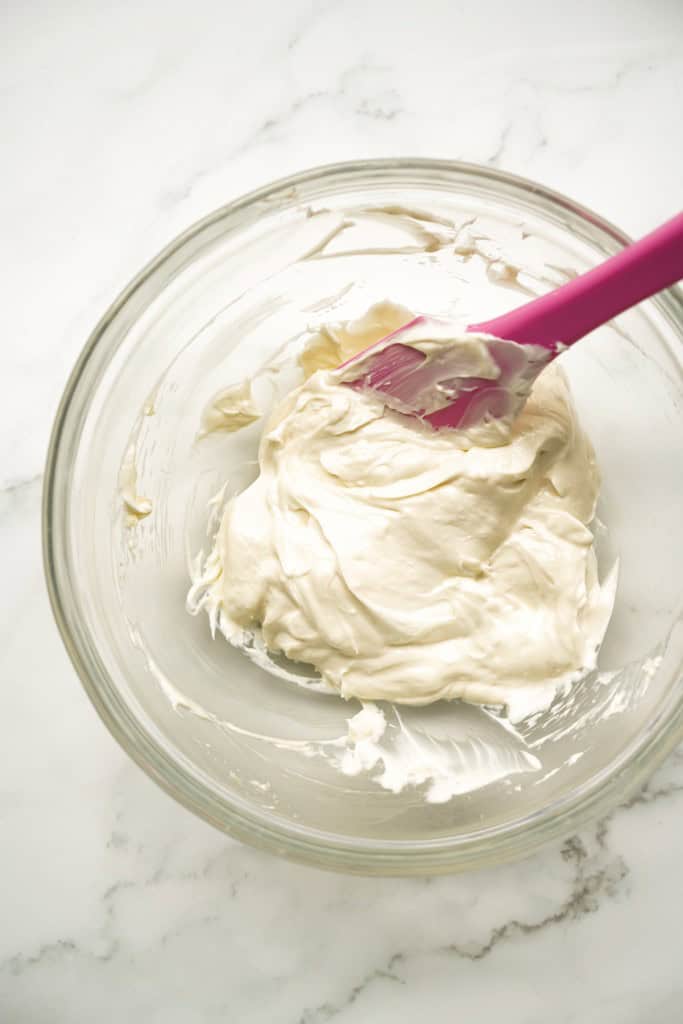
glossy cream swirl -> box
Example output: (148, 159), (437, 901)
(203, 306), (615, 716)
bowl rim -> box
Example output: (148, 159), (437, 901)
(43, 157), (683, 874)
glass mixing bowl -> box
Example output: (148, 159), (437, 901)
(44, 160), (683, 874)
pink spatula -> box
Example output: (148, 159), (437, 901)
(341, 212), (683, 429)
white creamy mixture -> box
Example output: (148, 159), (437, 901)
(195, 302), (616, 719)
(197, 378), (261, 438)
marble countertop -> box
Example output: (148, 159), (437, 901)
(2, 1), (682, 1020)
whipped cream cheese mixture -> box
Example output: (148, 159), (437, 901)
(191, 301), (616, 718)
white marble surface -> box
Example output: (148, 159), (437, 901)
(2, 1), (683, 1020)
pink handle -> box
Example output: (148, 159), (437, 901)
(469, 212), (683, 349)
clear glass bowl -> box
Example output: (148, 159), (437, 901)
(44, 160), (683, 874)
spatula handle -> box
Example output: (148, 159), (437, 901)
(469, 211), (683, 350)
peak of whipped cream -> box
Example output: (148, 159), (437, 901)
(190, 302), (616, 719)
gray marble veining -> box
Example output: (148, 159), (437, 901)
(2, 1), (682, 1020)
